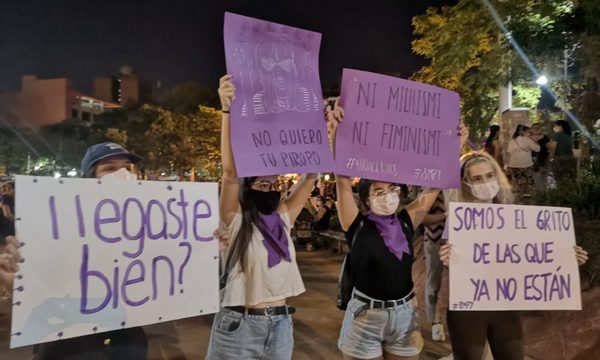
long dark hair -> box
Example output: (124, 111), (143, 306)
(485, 125), (500, 147)
(512, 124), (530, 139)
(228, 177), (261, 272)
(555, 120), (572, 135)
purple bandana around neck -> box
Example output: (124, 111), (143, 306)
(256, 212), (291, 268)
(366, 212), (411, 261)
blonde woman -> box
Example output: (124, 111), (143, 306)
(439, 151), (588, 360)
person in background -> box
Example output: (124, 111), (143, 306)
(34, 142), (148, 360)
(0, 235), (19, 297)
(484, 124), (503, 168)
(421, 191), (447, 342)
(506, 124), (540, 202)
(310, 179), (322, 198)
(547, 120), (575, 184)
(312, 195), (332, 232)
(530, 123), (550, 192)
(208, 75), (316, 359)
(438, 151), (588, 360)
(0, 181), (15, 247)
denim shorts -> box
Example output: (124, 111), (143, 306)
(206, 307), (293, 360)
(338, 289), (423, 359)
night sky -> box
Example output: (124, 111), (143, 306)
(0, 0), (455, 94)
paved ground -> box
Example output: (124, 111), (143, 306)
(1, 239), (598, 359)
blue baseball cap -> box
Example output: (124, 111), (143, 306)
(80, 142), (142, 176)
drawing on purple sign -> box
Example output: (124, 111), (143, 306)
(334, 68), (461, 188)
(224, 12), (334, 176)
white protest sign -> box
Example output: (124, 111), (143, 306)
(11, 176), (220, 348)
(448, 202), (581, 311)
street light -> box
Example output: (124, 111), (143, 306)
(535, 75), (548, 86)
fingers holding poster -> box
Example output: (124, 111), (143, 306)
(11, 176), (219, 348)
(335, 68), (461, 187)
(224, 12), (334, 176)
(448, 202), (582, 311)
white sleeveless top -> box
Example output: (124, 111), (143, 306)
(220, 209), (305, 307)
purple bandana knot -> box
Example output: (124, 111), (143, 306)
(367, 212), (411, 261)
(257, 212), (291, 268)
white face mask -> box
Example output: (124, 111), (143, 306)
(101, 167), (137, 181)
(553, 126), (561, 133)
(369, 193), (400, 216)
(466, 180), (500, 201)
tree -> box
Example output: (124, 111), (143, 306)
(160, 82), (219, 114)
(130, 105), (221, 179)
(411, 0), (590, 137)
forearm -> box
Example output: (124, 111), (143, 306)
(407, 188), (441, 228)
(220, 113), (237, 179)
(284, 173), (319, 222)
(335, 175), (358, 231)
(422, 213), (446, 225)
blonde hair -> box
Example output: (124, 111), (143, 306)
(446, 151), (513, 204)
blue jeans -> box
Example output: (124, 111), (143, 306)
(338, 289), (423, 359)
(206, 307), (293, 360)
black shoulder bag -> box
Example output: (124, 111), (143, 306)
(337, 220), (363, 310)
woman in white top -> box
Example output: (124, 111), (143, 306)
(206, 75), (317, 360)
(506, 124), (540, 202)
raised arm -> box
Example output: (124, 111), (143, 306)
(335, 175), (359, 232)
(324, 102), (357, 231)
(218, 75), (241, 226)
(406, 188), (442, 228)
(283, 173), (319, 223)
(422, 212), (446, 225)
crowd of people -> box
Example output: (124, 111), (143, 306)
(0, 75), (590, 360)
(483, 119), (580, 203)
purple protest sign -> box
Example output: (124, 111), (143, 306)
(223, 12), (334, 176)
(335, 69), (461, 187)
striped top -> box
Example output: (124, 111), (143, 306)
(424, 192), (445, 243)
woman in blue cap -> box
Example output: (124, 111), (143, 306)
(33, 142), (147, 360)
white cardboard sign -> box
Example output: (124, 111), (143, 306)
(448, 202), (581, 311)
(11, 176), (220, 348)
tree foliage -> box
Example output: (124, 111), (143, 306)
(411, 0), (599, 138)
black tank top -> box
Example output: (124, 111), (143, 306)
(345, 209), (415, 300)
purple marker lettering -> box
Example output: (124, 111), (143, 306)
(94, 199), (122, 243)
(192, 200), (213, 241)
(49, 196), (59, 240)
(121, 259), (149, 307)
(80, 245), (112, 314)
(495, 277), (517, 300)
(176, 190), (189, 239)
(152, 256), (175, 300)
(166, 197), (183, 239)
(122, 198), (145, 258)
(112, 261), (119, 309)
(75, 195), (86, 237)
(453, 206), (464, 231)
(178, 242), (192, 284)
(473, 243), (490, 264)
(147, 199), (168, 240)
(496, 206), (506, 229)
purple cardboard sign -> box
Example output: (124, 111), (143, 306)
(224, 12), (334, 176)
(335, 69), (461, 187)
